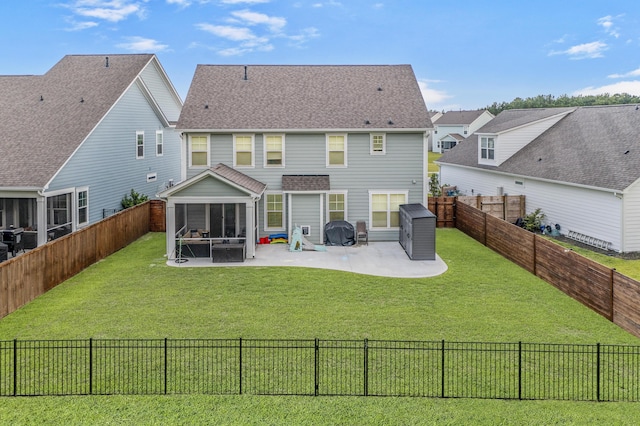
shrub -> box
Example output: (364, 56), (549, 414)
(428, 173), (442, 197)
(522, 208), (545, 232)
(121, 189), (149, 209)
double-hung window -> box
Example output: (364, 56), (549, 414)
(264, 134), (284, 167)
(265, 193), (284, 230)
(327, 134), (347, 167)
(480, 136), (495, 160)
(156, 130), (163, 156)
(328, 192), (347, 221)
(370, 133), (386, 155)
(234, 134), (254, 167)
(369, 191), (407, 229)
(189, 135), (209, 167)
(77, 188), (88, 227)
(136, 131), (144, 159)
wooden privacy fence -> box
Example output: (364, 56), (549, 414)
(0, 200), (165, 320)
(455, 201), (640, 339)
(428, 195), (525, 228)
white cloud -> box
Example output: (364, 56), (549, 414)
(116, 36), (169, 52)
(608, 67), (640, 79)
(196, 23), (256, 41)
(231, 9), (286, 32)
(66, 0), (146, 23)
(166, 0), (191, 7)
(573, 80), (640, 96)
(549, 41), (608, 59)
(287, 27), (320, 47)
(64, 18), (100, 31)
(597, 15), (621, 38)
(418, 80), (452, 108)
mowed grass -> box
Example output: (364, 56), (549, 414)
(2, 229), (640, 425)
(428, 151), (441, 173)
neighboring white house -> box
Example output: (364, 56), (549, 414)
(0, 54), (182, 250)
(437, 105), (640, 253)
(432, 110), (494, 153)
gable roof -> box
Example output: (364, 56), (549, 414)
(438, 105), (640, 191)
(475, 107), (574, 134)
(433, 110), (489, 126)
(177, 65), (431, 131)
(158, 163), (267, 199)
(0, 54), (164, 189)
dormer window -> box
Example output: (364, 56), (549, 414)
(480, 136), (495, 160)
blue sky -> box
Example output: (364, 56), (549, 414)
(2, 0), (640, 111)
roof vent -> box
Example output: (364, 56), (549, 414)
(204, 103), (209, 109)
(388, 119), (394, 125)
(40, 95), (43, 101)
(244, 65), (248, 81)
(365, 120), (371, 125)
(80, 97), (84, 103)
(105, 57), (109, 68)
(624, 150), (630, 154)
(377, 87), (383, 91)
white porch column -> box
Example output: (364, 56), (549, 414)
(245, 201), (255, 258)
(166, 200), (176, 259)
(36, 195), (47, 246)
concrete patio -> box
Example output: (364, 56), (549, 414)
(167, 241), (448, 278)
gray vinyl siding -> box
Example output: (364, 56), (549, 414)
(190, 130), (425, 242)
(47, 81), (182, 226)
(139, 60), (182, 122)
(178, 176), (248, 197)
(290, 194), (323, 244)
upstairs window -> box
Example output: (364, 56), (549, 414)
(371, 134), (386, 155)
(264, 134), (284, 167)
(189, 135), (209, 167)
(136, 131), (144, 159)
(156, 130), (163, 156)
(480, 136), (495, 160)
(234, 134), (254, 167)
(327, 134), (347, 167)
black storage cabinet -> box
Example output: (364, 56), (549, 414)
(399, 203), (436, 260)
(0, 242), (7, 262)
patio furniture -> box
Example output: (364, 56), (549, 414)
(356, 221), (368, 245)
(212, 241), (245, 263)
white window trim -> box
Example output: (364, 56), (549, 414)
(327, 190), (348, 222)
(136, 131), (144, 159)
(264, 191), (285, 231)
(478, 135), (497, 165)
(188, 134), (210, 168)
(370, 133), (386, 155)
(263, 134), (285, 168)
(234, 134), (255, 168)
(326, 133), (348, 168)
(76, 187), (89, 228)
(156, 130), (163, 157)
(368, 190), (408, 230)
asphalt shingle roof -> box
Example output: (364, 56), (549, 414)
(0, 54), (154, 188)
(439, 105), (640, 191)
(433, 110), (487, 125)
(177, 65), (431, 131)
(282, 175), (331, 191)
(211, 163), (267, 195)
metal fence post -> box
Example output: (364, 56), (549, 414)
(314, 338), (319, 397)
(164, 338), (168, 395)
(364, 339), (368, 397)
(239, 338), (243, 395)
(441, 339), (445, 398)
(596, 343), (601, 402)
(13, 339), (17, 396)
(89, 338), (93, 395)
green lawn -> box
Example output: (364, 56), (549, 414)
(1, 230), (640, 424)
(428, 151), (441, 173)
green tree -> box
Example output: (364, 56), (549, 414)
(121, 189), (149, 209)
(485, 93), (640, 115)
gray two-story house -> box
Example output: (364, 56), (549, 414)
(159, 65), (432, 259)
(0, 54), (182, 250)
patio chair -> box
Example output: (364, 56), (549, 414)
(356, 220), (368, 245)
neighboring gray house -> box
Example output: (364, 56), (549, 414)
(432, 109), (494, 153)
(159, 64), (432, 259)
(437, 104), (640, 252)
(0, 54), (182, 249)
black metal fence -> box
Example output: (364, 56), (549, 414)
(2, 338), (640, 401)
